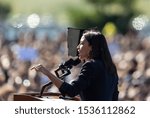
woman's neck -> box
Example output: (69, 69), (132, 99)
(84, 58), (94, 62)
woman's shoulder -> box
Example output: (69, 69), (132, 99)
(82, 59), (104, 68)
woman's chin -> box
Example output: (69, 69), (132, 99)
(78, 56), (82, 60)
(78, 56), (84, 62)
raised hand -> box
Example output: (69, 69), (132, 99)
(31, 64), (50, 76)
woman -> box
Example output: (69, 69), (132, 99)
(31, 30), (119, 101)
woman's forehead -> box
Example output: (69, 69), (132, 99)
(80, 36), (85, 42)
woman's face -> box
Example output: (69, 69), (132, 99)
(77, 36), (92, 61)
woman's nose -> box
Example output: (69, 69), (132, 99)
(77, 44), (79, 49)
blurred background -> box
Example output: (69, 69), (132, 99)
(0, 0), (150, 101)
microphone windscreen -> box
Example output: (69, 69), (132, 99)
(72, 58), (81, 66)
(64, 58), (81, 67)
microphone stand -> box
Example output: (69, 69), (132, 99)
(38, 57), (81, 99)
(38, 81), (52, 97)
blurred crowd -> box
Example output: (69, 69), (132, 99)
(0, 28), (69, 100)
(108, 30), (150, 101)
(0, 27), (150, 101)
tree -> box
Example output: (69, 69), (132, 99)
(67, 0), (139, 34)
(0, 2), (11, 21)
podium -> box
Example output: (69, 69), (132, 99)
(13, 92), (80, 101)
(13, 81), (80, 101)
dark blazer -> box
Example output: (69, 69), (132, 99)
(59, 59), (119, 101)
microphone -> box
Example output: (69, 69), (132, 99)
(72, 57), (81, 66)
(55, 57), (81, 79)
(63, 57), (81, 69)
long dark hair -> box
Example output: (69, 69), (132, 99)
(82, 30), (118, 76)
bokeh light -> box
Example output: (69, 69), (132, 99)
(27, 13), (40, 28)
(132, 15), (149, 31)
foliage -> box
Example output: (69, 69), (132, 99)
(67, 0), (139, 34)
(0, 2), (11, 21)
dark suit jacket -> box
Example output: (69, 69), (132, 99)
(59, 59), (119, 101)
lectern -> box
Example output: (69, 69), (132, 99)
(13, 82), (80, 101)
(13, 92), (79, 101)
(14, 92), (59, 101)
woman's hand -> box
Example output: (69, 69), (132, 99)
(31, 64), (63, 88)
(31, 64), (50, 76)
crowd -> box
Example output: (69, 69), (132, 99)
(109, 30), (150, 101)
(0, 27), (149, 101)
